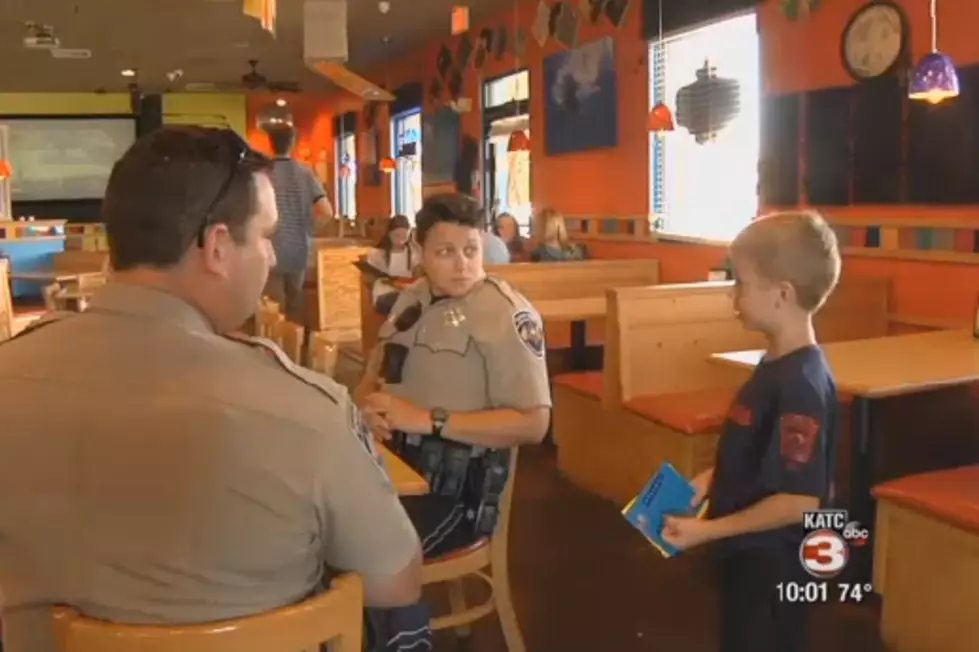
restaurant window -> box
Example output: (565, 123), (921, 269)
(483, 70), (532, 235)
(335, 130), (357, 218)
(390, 108), (423, 220)
(649, 11), (760, 241)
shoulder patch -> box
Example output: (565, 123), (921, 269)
(512, 309), (545, 358)
(779, 413), (821, 466)
(348, 401), (393, 484)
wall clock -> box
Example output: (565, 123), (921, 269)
(841, 1), (909, 81)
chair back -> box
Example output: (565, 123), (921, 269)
(309, 331), (339, 377)
(51, 574), (364, 652)
(275, 320), (305, 365)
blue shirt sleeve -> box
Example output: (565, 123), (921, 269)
(760, 379), (831, 499)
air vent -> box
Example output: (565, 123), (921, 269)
(50, 48), (91, 59)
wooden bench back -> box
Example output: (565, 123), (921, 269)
(358, 258), (661, 355)
(53, 251), (109, 274)
(605, 275), (891, 406)
(487, 259), (660, 301)
(315, 243), (372, 336)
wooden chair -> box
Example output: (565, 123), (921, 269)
(256, 301), (284, 340)
(275, 320), (305, 365)
(51, 574), (364, 652)
(422, 449), (524, 651)
(309, 330), (339, 377)
(0, 258), (13, 341)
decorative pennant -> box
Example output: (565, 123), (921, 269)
(548, 2), (564, 37)
(555, 2), (581, 48)
(456, 33), (475, 69)
(588, 0), (608, 23)
(493, 26), (509, 59)
(531, 0), (551, 47)
(474, 43), (487, 69)
(604, 0), (632, 27)
(436, 43), (454, 79)
(242, 0), (277, 36)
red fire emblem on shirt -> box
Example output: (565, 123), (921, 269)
(779, 413), (821, 466)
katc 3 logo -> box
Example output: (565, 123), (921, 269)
(800, 510), (870, 579)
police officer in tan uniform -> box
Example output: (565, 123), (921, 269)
(0, 127), (426, 652)
(357, 194), (551, 558)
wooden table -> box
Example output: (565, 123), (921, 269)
(535, 295), (607, 370)
(710, 329), (979, 582)
(381, 447), (428, 496)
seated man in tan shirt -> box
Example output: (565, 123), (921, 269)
(0, 126), (425, 652)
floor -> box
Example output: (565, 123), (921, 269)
(433, 445), (889, 652)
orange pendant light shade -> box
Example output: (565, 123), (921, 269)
(379, 157), (397, 173)
(339, 165), (351, 179)
(648, 103), (675, 132)
(508, 130), (530, 152)
(0, 160), (13, 178)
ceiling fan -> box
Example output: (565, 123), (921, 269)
(180, 59), (301, 94)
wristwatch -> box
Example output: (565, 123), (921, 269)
(430, 408), (449, 437)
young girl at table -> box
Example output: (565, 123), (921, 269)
(661, 211), (841, 652)
(366, 214), (419, 315)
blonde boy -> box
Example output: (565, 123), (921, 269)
(663, 211), (841, 652)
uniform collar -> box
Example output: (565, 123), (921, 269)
(87, 282), (217, 334)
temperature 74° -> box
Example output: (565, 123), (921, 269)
(838, 583), (872, 603)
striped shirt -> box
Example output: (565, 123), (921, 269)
(270, 158), (327, 273)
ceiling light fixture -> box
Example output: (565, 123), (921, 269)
(121, 68), (136, 77)
(275, 98), (287, 107)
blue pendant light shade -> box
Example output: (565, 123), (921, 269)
(909, 51), (960, 104)
(909, 0), (959, 105)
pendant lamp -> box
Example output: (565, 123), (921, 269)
(0, 160), (12, 179)
(909, 0), (958, 104)
(379, 157), (397, 174)
(508, 130), (530, 152)
(648, 0), (674, 132)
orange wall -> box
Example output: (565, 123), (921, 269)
(244, 0), (979, 327)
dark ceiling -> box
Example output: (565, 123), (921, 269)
(0, 0), (506, 93)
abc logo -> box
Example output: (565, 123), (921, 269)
(842, 521), (870, 547)
(800, 529), (849, 578)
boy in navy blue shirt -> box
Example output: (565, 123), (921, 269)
(663, 211), (841, 652)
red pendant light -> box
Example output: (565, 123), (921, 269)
(0, 160), (13, 178)
(508, 130), (530, 152)
(379, 157), (397, 174)
(648, 103), (675, 132)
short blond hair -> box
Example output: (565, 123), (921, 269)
(730, 211), (841, 311)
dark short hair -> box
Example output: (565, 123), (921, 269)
(415, 193), (485, 245)
(102, 126), (272, 271)
(267, 126), (295, 156)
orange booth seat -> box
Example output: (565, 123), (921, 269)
(872, 466), (979, 652)
(552, 276), (890, 506)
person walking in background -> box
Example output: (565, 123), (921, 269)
(265, 125), (334, 323)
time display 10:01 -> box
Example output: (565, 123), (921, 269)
(776, 581), (828, 603)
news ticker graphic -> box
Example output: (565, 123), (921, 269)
(799, 509), (870, 579)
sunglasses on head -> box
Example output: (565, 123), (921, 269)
(196, 129), (264, 248)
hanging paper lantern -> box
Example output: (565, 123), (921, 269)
(648, 103), (675, 132)
(508, 130), (530, 152)
(675, 59), (741, 144)
(379, 157), (397, 174)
